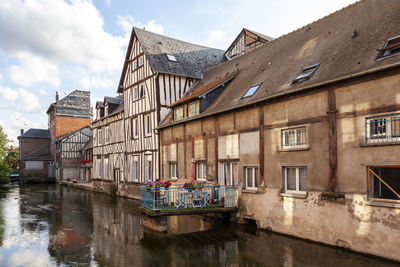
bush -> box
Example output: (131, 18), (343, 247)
(109, 184), (118, 197)
(0, 161), (10, 185)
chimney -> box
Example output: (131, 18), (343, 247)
(56, 91), (59, 102)
(20, 129), (24, 135)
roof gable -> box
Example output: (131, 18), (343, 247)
(47, 90), (90, 118)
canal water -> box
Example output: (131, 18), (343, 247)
(0, 184), (397, 267)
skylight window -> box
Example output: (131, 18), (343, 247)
(242, 83), (262, 98)
(377, 35), (400, 59)
(292, 64), (320, 84)
(166, 54), (177, 62)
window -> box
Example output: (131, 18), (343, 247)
(145, 155), (152, 180)
(368, 166), (400, 202)
(281, 127), (307, 149)
(218, 161), (238, 186)
(243, 167), (258, 189)
(169, 162), (177, 179)
(188, 101), (200, 117)
(132, 60), (137, 71)
(131, 117), (138, 138)
(174, 106), (184, 121)
(105, 126), (110, 144)
(104, 105), (108, 116)
(133, 87), (138, 100)
(96, 109), (101, 120)
(366, 113), (400, 143)
(103, 157), (109, 179)
(25, 161), (43, 170)
(144, 114), (152, 136)
(377, 35), (400, 59)
(139, 84), (145, 98)
(242, 83), (262, 98)
(98, 129), (103, 145)
(283, 167), (307, 194)
(292, 64), (320, 84)
(166, 53), (177, 62)
(138, 56), (144, 66)
(196, 162), (206, 181)
(130, 155), (139, 182)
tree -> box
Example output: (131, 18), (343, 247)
(5, 151), (18, 169)
(0, 126), (10, 184)
(0, 126), (6, 160)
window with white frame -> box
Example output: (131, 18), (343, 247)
(138, 56), (144, 66)
(196, 162), (206, 181)
(145, 155), (152, 181)
(243, 167), (258, 189)
(283, 166), (307, 194)
(169, 162), (177, 179)
(131, 117), (138, 138)
(144, 114), (151, 136)
(218, 161), (238, 186)
(130, 155), (139, 182)
(103, 157), (109, 179)
(188, 101), (200, 117)
(132, 60), (137, 71)
(98, 129), (103, 145)
(366, 113), (400, 143)
(105, 126), (110, 144)
(174, 106), (184, 121)
(133, 87), (138, 100)
(281, 126), (307, 149)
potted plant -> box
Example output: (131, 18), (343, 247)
(163, 180), (171, 189)
(183, 182), (195, 191)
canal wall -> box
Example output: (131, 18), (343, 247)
(239, 189), (400, 262)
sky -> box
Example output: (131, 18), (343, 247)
(0, 0), (357, 145)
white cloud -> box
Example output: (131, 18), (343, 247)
(0, 0), (126, 72)
(80, 76), (114, 89)
(0, 74), (3, 81)
(39, 89), (47, 95)
(104, 0), (111, 7)
(7, 53), (60, 86)
(118, 15), (164, 35)
(205, 30), (229, 49)
(0, 87), (40, 112)
(0, 86), (18, 102)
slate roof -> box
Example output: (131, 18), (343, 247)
(160, 0), (400, 128)
(104, 96), (123, 105)
(96, 101), (104, 108)
(118, 28), (226, 92)
(47, 90), (90, 118)
(18, 129), (50, 139)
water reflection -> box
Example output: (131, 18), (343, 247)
(0, 184), (396, 267)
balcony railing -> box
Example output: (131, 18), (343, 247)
(365, 113), (400, 144)
(141, 184), (238, 211)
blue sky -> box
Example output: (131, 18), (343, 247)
(0, 0), (357, 145)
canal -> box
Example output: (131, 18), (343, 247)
(0, 184), (397, 267)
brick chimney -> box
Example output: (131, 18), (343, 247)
(56, 91), (59, 102)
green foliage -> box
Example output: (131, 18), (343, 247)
(109, 184), (118, 197)
(0, 126), (7, 160)
(5, 151), (18, 169)
(0, 161), (10, 185)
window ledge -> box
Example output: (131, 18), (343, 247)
(242, 188), (258, 194)
(367, 200), (400, 209)
(280, 192), (307, 199)
(360, 141), (400, 147)
(278, 146), (310, 152)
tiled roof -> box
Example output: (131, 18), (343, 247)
(118, 28), (226, 92)
(18, 128), (50, 139)
(161, 0), (400, 127)
(47, 90), (90, 118)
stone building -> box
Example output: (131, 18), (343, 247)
(159, 0), (400, 261)
(18, 128), (53, 182)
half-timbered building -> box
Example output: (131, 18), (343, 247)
(117, 27), (226, 185)
(92, 97), (125, 192)
(55, 126), (92, 182)
(159, 0), (400, 261)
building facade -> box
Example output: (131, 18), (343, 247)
(159, 0), (400, 261)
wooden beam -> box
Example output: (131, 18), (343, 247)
(259, 105), (264, 186)
(328, 88), (337, 192)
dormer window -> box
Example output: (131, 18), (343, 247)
(292, 64), (320, 84)
(377, 35), (400, 59)
(96, 109), (100, 120)
(104, 104), (108, 116)
(188, 101), (200, 117)
(166, 54), (177, 62)
(242, 83), (262, 98)
(174, 106), (184, 121)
